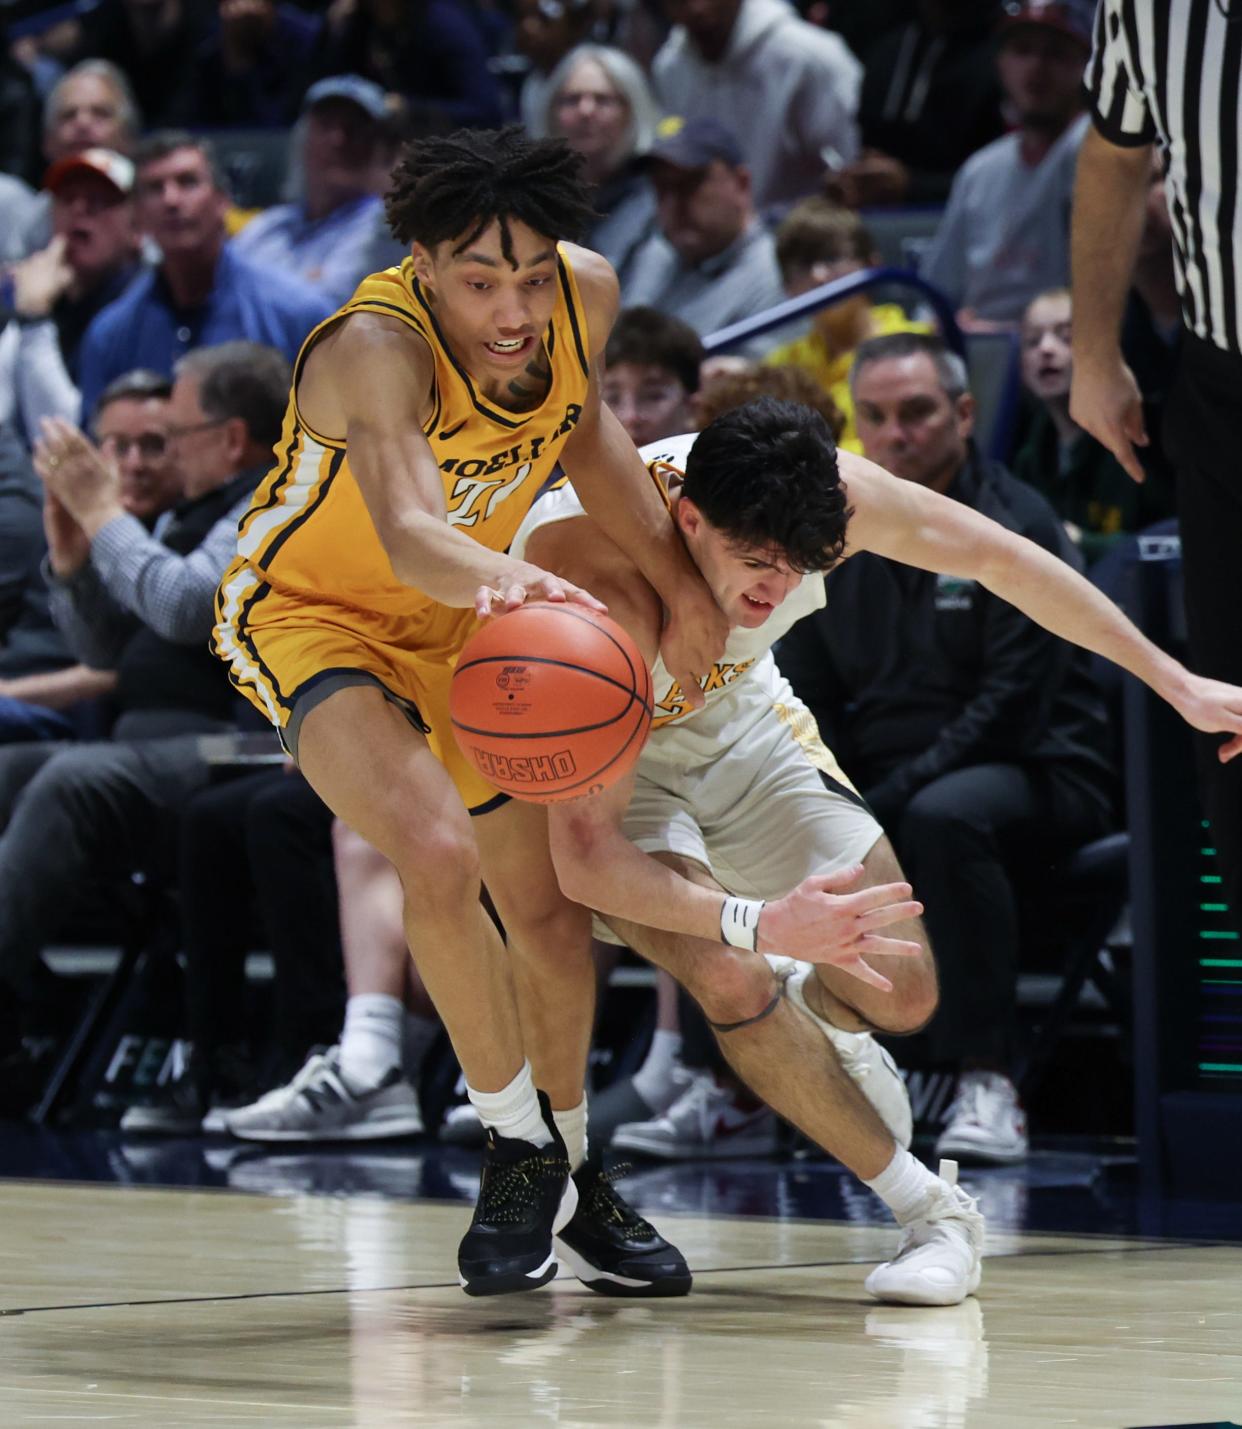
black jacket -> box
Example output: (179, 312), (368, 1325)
(777, 449), (1116, 822)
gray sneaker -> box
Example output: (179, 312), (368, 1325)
(224, 1047), (424, 1142)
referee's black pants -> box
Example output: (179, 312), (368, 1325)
(1165, 334), (1242, 925)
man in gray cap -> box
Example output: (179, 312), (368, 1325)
(921, 0), (1096, 327)
(624, 116), (785, 348)
(232, 76), (393, 306)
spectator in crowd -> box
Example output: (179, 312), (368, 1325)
(777, 333), (1116, 1165)
(318, 0), (504, 134)
(120, 764), (347, 1134)
(1013, 289), (1175, 565)
(625, 117), (785, 347)
(188, 0), (325, 129)
(693, 359), (845, 435)
(71, 0), (213, 130)
(652, 0), (861, 210)
(0, 372), (181, 746)
(232, 77), (390, 306)
(1, 149), (141, 437)
(19, 60), (141, 256)
(0, 175), (36, 264)
(921, 0), (1092, 327)
(831, 0), (1005, 208)
(222, 828), (437, 1142)
(0, 424), (101, 745)
(513, 0), (597, 134)
(76, 133), (332, 418)
(0, 342), (285, 1111)
(764, 198), (930, 449)
(0, 22), (42, 186)
(538, 45), (660, 290)
(600, 307), (703, 449)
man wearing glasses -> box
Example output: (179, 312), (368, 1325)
(0, 342), (290, 1118)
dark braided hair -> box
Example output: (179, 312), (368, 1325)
(385, 126), (597, 266)
(683, 398), (853, 575)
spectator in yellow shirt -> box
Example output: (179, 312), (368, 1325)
(765, 198), (930, 450)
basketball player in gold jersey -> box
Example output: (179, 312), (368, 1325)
(213, 129), (738, 1298)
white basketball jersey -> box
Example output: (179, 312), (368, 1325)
(509, 430), (828, 775)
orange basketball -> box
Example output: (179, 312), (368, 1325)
(450, 602), (653, 804)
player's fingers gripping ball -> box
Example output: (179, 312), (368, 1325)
(451, 602), (653, 803)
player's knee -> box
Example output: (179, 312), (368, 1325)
(687, 951), (774, 1027)
(390, 823), (481, 910)
(872, 963), (939, 1036)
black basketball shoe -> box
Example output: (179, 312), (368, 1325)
(556, 1158), (693, 1297)
(458, 1091), (576, 1297)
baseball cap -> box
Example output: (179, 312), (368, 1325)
(44, 147), (135, 197)
(643, 115), (745, 171)
(1001, 0), (1094, 49)
(301, 74), (388, 122)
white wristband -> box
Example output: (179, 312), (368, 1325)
(720, 895), (765, 951)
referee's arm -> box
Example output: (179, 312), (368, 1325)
(1069, 129), (1153, 483)
(1069, 0), (1158, 484)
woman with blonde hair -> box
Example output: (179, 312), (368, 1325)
(537, 43), (660, 288)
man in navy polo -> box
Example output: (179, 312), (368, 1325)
(232, 76), (391, 307)
(76, 131), (332, 418)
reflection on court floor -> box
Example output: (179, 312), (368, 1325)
(2, 1177), (1240, 1426)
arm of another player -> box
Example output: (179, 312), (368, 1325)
(301, 314), (604, 616)
(530, 516), (923, 989)
(842, 452), (1242, 760)
(556, 245), (727, 707)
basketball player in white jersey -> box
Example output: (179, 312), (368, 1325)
(508, 397), (1242, 1305)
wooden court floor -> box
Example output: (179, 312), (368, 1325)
(2, 1179), (1240, 1427)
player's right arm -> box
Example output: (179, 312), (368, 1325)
(529, 515), (923, 989)
(297, 315), (604, 615)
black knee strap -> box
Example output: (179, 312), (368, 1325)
(709, 984), (785, 1034)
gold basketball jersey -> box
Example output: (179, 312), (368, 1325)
(231, 251), (592, 616)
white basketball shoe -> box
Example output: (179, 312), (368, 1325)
(766, 955), (914, 1147)
(864, 1159), (985, 1306)
(935, 1070), (1029, 1165)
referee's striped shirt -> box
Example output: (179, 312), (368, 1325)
(1086, 0), (1242, 355)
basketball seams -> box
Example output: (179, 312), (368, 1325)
(509, 698), (650, 802)
(450, 602), (655, 801)
(453, 652), (652, 716)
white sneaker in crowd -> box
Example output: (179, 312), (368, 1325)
(225, 1046), (424, 1142)
(865, 1159), (985, 1307)
(935, 1070), (1028, 1165)
(767, 955), (914, 1148)
(611, 1072), (778, 1160)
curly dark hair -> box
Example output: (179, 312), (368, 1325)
(682, 397), (852, 574)
(384, 126), (597, 265)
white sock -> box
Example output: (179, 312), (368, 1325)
(339, 993), (403, 1089)
(864, 1144), (942, 1225)
(632, 1028), (683, 1106)
(402, 1013), (439, 1078)
(468, 1060), (552, 1146)
(552, 1098), (588, 1171)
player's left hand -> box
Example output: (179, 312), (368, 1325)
(660, 574), (728, 712)
(1169, 673), (1242, 763)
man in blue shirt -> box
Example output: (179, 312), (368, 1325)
(232, 75), (390, 306)
(76, 132), (332, 419)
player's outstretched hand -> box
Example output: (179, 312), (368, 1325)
(758, 864), (924, 992)
(660, 575), (728, 712)
(475, 564), (608, 622)
(1168, 672), (1242, 763)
